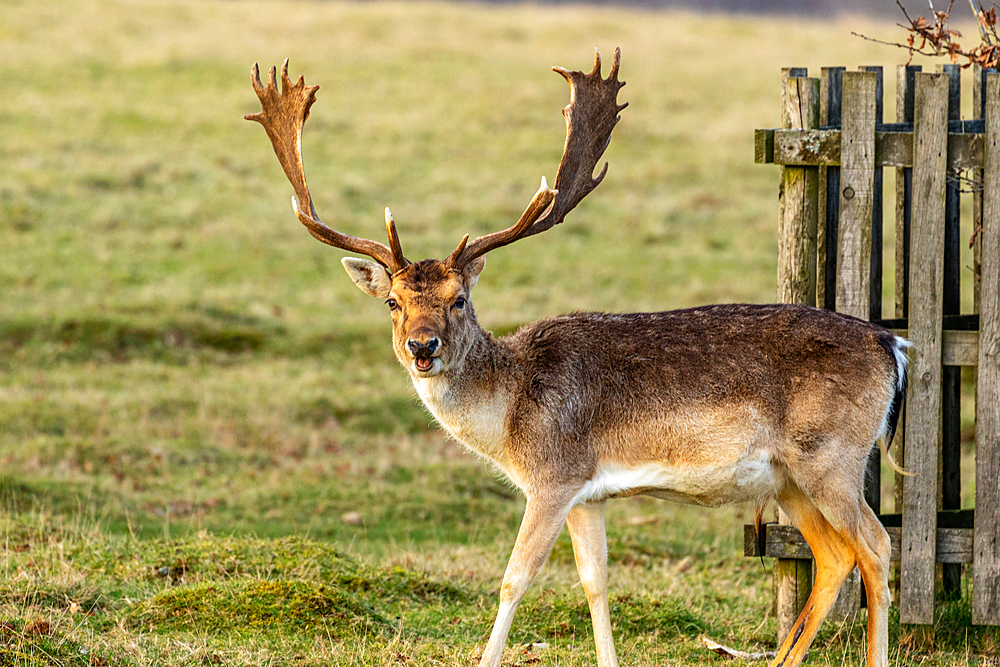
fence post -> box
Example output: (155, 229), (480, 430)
(900, 72), (949, 626)
(775, 68), (819, 644)
(972, 71), (1000, 626)
(777, 72), (819, 305)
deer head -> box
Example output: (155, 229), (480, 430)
(246, 52), (626, 377)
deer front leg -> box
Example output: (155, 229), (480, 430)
(566, 501), (619, 667)
(478, 492), (577, 667)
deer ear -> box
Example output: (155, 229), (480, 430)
(342, 257), (392, 298)
(463, 256), (485, 288)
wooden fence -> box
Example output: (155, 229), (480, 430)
(749, 64), (999, 637)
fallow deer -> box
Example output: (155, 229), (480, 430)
(246, 50), (909, 667)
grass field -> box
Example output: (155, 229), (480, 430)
(2, 0), (998, 664)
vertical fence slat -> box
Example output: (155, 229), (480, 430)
(861, 66), (884, 527)
(901, 72), (948, 626)
(892, 65), (919, 602)
(974, 67), (997, 315)
(973, 71), (1000, 626)
(830, 71), (876, 618)
(775, 70), (819, 643)
(819, 67), (845, 312)
(939, 63), (963, 601)
(895, 65), (920, 321)
(863, 66), (885, 324)
(941, 64), (962, 318)
(836, 71), (876, 321)
(974, 65), (986, 313)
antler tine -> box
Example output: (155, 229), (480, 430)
(446, 177), (557, 269)
(448, 48), (626, 270)
(384, 208), (408, 270)
(246, 59), (409, 274)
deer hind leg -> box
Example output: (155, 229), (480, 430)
(770, 485), (857, 667)
(566, 501), (619, 667)
(850, 500), (891, 667)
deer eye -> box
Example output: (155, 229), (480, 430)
(386, 298), (399, 311)
(452, 296), (466, 310)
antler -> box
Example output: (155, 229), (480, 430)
(246, 59), (409, 273)
(448, 48), (627, 270)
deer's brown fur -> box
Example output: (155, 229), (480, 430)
(248, 51), (907, 667)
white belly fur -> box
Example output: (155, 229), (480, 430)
(576, 452), (779, 507)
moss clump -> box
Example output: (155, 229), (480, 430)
(516, 590), (710, 643)
(131, 535), (468, 603)
(129, 579), (389, 638)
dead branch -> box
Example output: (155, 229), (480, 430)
(853, 0), (999, 69)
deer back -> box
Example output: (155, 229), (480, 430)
(492, 303), (906, 503)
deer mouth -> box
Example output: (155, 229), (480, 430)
(414, 355), (437, 374)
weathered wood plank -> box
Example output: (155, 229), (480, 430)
(862, 68), (885, 536)
(973, 71), (1000, 626)
(864, 66), (884, 325)
(836, 72), (876, 319)
(893, 65), (919, 603)
(974, 68), (997, 315)
(775, 558), (812, 635)
(743, 523), (974, 564)
(892, 65), (920, 612)
(830, 71), (877, 620)
(901, 72), (948, 626)
(746, 524), (811, 559)
(776, 69), (817, 644)
(777, 77), (820, 306)
(895, 66), (920, 322)
(938, 63), (963, 602)
(769, 130), (982, 168)
(889, 329), (979, 366)
(973, 65), (987, 313)
(775, 67), (809, 309)
(940, 331), (979, 366)
(755, 129), (775, 164)
(818, 67), (844, 311)
(925, 528), (975, 564)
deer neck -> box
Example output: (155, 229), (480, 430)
(409, 326), (514, 463)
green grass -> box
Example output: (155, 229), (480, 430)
(2, 0), (998, 664)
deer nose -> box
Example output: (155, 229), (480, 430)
(407, 337), (439, 357)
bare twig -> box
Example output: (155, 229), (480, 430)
(701, 637), (777, 661)
(971, 0), (991, 41)
(854, 0), (999, 68)
(949, 169), (986, 194)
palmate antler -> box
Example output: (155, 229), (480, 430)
(245, 60), (409, 274)
(446, 48), (627, 270)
